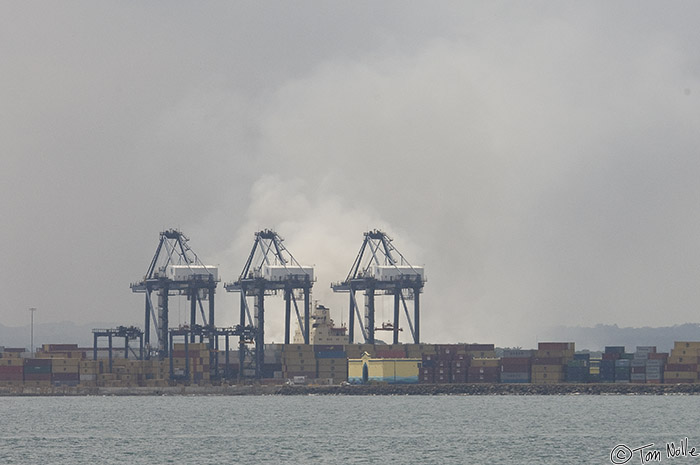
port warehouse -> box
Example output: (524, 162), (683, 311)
(4, 341), (700, 389)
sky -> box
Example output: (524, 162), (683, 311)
(2, 2), (700, 349)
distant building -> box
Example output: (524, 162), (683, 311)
(348, 352), (420, 384)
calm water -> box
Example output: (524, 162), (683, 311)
(0, 394), (697, 464)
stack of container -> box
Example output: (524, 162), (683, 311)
(450, 353), (470, 383)
(171, 342), (210, 384)
(217, 350), (240, 379)
(435, 354), (452, 383)
(344, 344), (376, 359)
(141, 359), (169, 387)
(51, 358), (80, 386)
(405, 344), (429, 359)
(262, 344), (284, 379)
(664, 342), (700, 384)
(531, 342), (574, 384)
(599, 346), (624, 383)
(79, 360), (103, 386)
(565, 353), (590, 383)
(0, 349), (24, 388)
(465, 344), (496, 358)
(465, 344), (497, 383)
(419, 352), (437, 384)
(24, 358), (52, 387)
(109, 359), (144, 386)
(628, 346), (655, 384)
(375, 344), (407, 359)
(468, 357), (500, 383)
(645, 351), (667, 384)
(282, 344), (316, 381)
(38, 344), (86, 360)
(614, 359), (631, 383)
(315, 345), (348, 383)
(500, 349), (534, 384)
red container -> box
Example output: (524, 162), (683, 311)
(467, 366), (499, 383)
(0, 366), (23, 381)
(501, 357), (532, 367)
(631, 366), (646, 374)
(501, 363), (532, 373)
(451, 370), (467, 383)
(649, 353), (669, 360)
(451, 360), (469, 370)
(435, 373), (450, 383)
(602, 353), (621, 361)
(665, 364), (698, 372)
(419, 367), (435, 384)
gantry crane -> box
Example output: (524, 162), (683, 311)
(331, 230), (425, 344)
(225, 229), (314, 378)
(130, 229), (219, 358)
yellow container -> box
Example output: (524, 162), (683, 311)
(674, 342), (700, 351)
(664, 371), (699, 381)
(532, 365), (563, 373)
(467, 350), (497, 358)
(536, 349), (575, 359)
(471, 358), (500, 368)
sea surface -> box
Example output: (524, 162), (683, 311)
(0, 394), (698, 464)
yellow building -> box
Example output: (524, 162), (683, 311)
(348, 352), (420, 384)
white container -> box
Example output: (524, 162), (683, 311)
(371, 265), (424, 282)
(167, 265), (218, 282)
(262, 265), (313, 282)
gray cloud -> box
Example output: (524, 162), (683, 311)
(2, 3), (700, 349)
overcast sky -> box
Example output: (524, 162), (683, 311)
(2, 2), (700, 348)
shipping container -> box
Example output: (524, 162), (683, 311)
(605, 346), (626, 354)
(500, 372), (530, 383)
(538, 342), (575, 351)
(502, 350), (535, 358)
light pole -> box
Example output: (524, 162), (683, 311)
(29, 307), (36, 355)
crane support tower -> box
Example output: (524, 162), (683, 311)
(331, 230), (425, 344)
(130, 229), (220, 358)
(225, 229), (314, 379)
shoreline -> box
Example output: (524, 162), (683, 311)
(3, 383), (700, 396)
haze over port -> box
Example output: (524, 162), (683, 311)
(2, 3), (700, 349)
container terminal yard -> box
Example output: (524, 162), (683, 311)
(3, 228), (700, 395)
